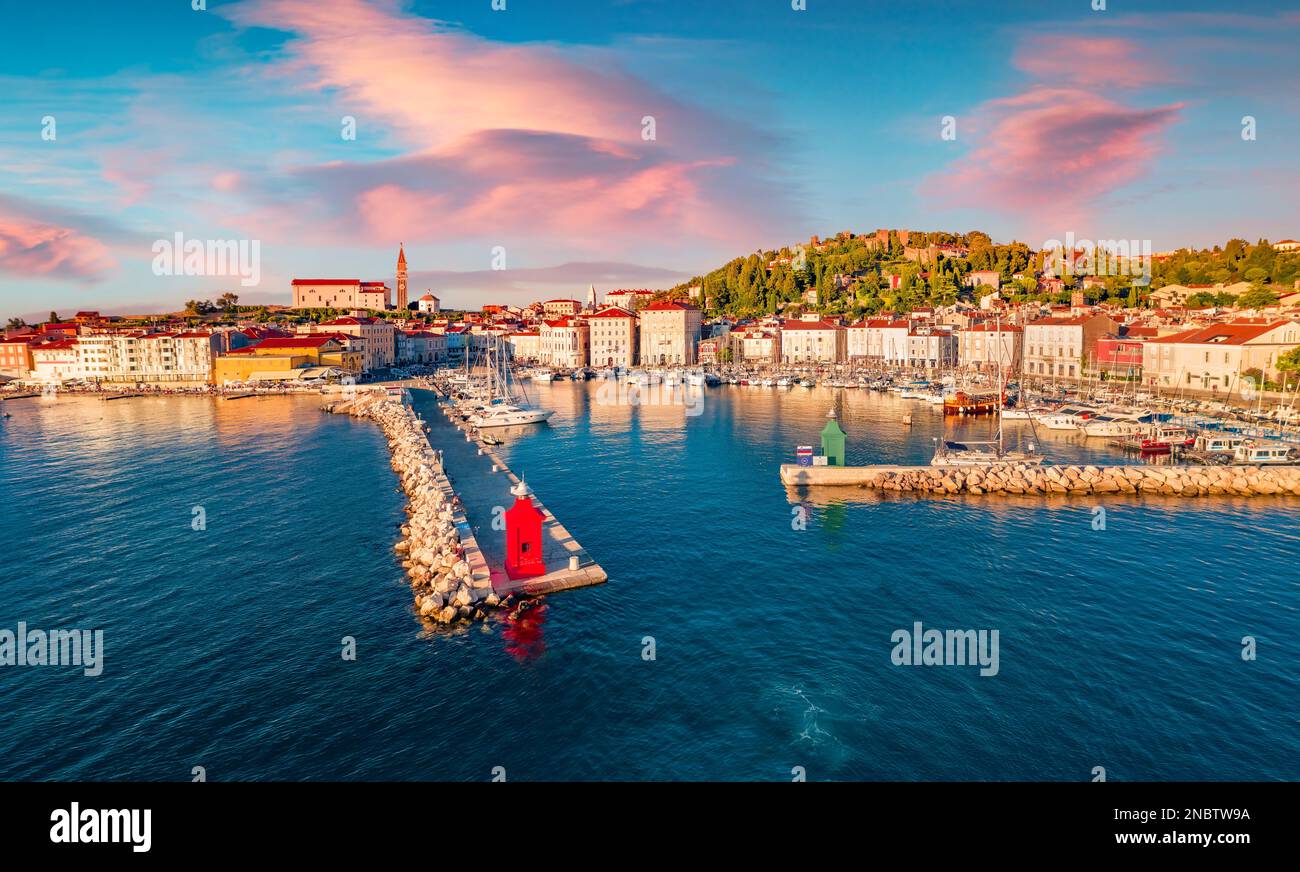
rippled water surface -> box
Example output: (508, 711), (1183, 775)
(1, 386), (1297, 780)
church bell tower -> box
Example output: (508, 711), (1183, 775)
(396, 244), (409, 311)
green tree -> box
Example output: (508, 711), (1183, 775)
(1238, 287), (1279, 309)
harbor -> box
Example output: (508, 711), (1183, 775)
(2, 384), (1298, 781)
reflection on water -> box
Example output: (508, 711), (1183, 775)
(3, 387), (1298, 781)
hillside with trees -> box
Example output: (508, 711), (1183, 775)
(670, 231), (1299, 318)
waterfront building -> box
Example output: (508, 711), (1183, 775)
(958, 323), (1023, 373)
(301, 317), (396, 371)
(539, 317), (589, 367)
(780, 318), (846, 364)
(542, 299), (583, 318)
(507, 329), (540, 362)
(1094, 335), (1147, 380)
(906, 325), (957, 369)
(697, 337), (722, 365)
(845, 318), (911, 366)
(29, 340), (80, 383)
(587, 306), (638, 368)
(1022, 313), (1117, 379)
(638, 301), (703, 366)
(1142, 320), (1300, 390)
(213, 335), (360, 384)
(441, 326), (469, 362)
(728, 328), (780, 364)
(63, 331), (221, 386)
(397, 330), (447, 365)
(0, 336), (35, 379)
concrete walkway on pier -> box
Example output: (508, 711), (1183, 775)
(409, 389), (607, 597)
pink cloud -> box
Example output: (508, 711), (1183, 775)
(217, 0), (792, 255)
(1012, 36), (1173, 89)
(0, 209), (114, 281)
(923, 87), (1182, 228)
(222, 0), (730, 151)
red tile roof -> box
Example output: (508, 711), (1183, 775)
(588, 307), (636, 319)
(641, 301), (698, 311)
(1146, 321), (1291, 346)
(782, 320), (841, 330)
(248, 336), (340, 350)
(292, 279), (361, 285)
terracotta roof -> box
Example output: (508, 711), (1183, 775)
(641, 301), (698, 311)
(248, 336), (340, 350)
(1146, 321), (1292, 346)
(291, 279), (361, 285)
(965, 323), (1023, 332)
(782, 320), (841, 330)
(588, 307), (636, 319)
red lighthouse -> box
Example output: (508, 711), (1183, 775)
(505, 479), (546, 579)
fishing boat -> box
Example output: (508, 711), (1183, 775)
(1135, 424), (1195, 456)
(1232, 441), (1296, 464)
(1194, 433), (1246, 456)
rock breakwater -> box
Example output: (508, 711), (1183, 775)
(323, 393), (519, 625)
(780, 463), (1300, 496)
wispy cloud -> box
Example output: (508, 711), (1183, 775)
(923, 34), (1184, 232)
(215, 0), (792, 256)
(0, 196), (116, 281)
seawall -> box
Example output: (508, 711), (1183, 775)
(780, 463), (1300, 496)
(323, 393), (518, 625)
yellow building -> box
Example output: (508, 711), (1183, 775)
(212, 335), (361, 384)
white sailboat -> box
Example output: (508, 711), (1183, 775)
(931, 317), (1044, 467)
(468, 338), (554, 428)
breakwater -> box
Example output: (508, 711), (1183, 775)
(781, 462), (1300, 496)
(323, 392), (520, 625)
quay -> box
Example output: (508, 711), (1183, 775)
(425, 391), (607, 597)
(780, 462), (1300, 496)
(0, 393), (40, 401)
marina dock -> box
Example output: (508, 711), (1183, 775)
(416, 390), (607, 597)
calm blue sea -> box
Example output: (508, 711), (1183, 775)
(1, 386), (1297, 781)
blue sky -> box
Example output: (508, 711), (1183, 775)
(1, 0), (1297, 319)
